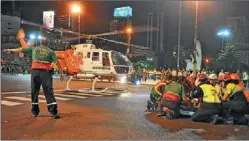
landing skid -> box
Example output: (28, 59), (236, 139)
(65, 76), (109, 93)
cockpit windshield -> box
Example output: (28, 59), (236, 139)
(111, 51), (132, 66)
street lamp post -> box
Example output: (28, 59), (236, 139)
(126, 26), (132, 58)
(193, 1), (198, 76)
(71, 4), (81, 44)
(177, 1), (182, 70)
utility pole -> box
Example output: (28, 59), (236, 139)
(78, 13), (80, 44)
(177, 1), (182, 70)
(193, 1), (198, 76)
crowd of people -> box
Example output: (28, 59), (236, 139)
(147, 69), (249, 126)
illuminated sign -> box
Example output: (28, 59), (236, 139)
(43, 11), (55, 28)
(114, 6), (132, 18)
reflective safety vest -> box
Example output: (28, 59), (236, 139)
(32, 46), (54, 64)
(162, 82), (185, 102)
(237, 83), (249, 102)
(151, 82), (166, 99)
(200, 84), (222, 103)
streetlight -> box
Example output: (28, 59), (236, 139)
(126, 26), (133, 57)
(37, 35), (42, 40)
(29, 34), (42, 46)
(177, 1), (182, 70)
(217, 29), (231, 50)
(71, 4), (81, 44)
(147, 57), (153, 61)
(193, 1), (198, 76)
(29, 34), (35, 40)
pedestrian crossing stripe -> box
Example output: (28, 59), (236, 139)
(1, 91), (123, 107)
(64, 92), (103, 97)
(54, 93), (88, 99)
(4, 96), (46, 103)
(1, 100), (23, 106)
(29, 95), (71, 101)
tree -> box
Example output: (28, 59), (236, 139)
(216, 43), (242, 71)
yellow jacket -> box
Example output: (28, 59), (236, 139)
(221, 83), (242, 101)
(200, 84), (222, 103)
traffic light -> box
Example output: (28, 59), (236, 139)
(204, 58), (211, 65)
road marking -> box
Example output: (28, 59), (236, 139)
(4, 96), (46, 103)
(1, 100), (23, 106)
(54, 93), (88, 99)
(91, 93), (115, 96)
(64, 92), (102, 97)
(1, 89), (65, 95)
(35, 95), (71, 101)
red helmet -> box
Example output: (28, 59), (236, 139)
(187, 76), (195, 84)
(224, 73), (231, 81)
(230, 73), (240, 81)
(198, 73), (206, 80)
(218, 74), (225, 81)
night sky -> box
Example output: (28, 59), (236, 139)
(2, 1), (249, 57)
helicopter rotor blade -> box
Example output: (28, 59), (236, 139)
(97, 37), (151, 50)
(94, 26), (159, 37)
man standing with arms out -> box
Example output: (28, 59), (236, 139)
(3, 29), (64, 119)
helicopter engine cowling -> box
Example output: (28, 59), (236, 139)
(55, 49), (83, 75)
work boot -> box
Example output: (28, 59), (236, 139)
(224, 117), (234, 125)
(165, 110), (174, 120)
(31, 106), (40, 118)
(210, 115), (219, 124)
(157, 111), (166, 117)
(50, 113), (60, 119)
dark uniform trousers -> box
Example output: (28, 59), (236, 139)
(191, 102), (222, 122)
(31, 69), (58, 115)
(161, 99), (181, 119)
(150, 94), (157, 107)
(222, 91), (248, 125)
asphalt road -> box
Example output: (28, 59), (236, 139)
(1, 74), (249, 140)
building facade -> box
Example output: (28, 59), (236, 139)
(1, 14), (31, 73)
(227, 16), (249, 66)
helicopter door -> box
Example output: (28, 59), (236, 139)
(102, 52), (110, 66)
(91, 52), (102, 67)
(81, 52), (92, 71)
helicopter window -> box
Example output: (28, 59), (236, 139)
(111, 51), (131, 66)
(87, 52), (91, 58)
(102, 52), (110, 66)
(92, 52), (99, 61)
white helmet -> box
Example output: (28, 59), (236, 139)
(172, 70), (177, 77)
(178, 72), (183, 77)
(208, 73), (217, 80)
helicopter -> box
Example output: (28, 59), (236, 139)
(16, 19), (157, 92)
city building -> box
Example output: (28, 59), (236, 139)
(1, 14), (31, 73)
(109, 6), (132, 41)
(227, 16), (249, 67)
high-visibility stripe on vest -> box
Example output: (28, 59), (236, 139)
(237, 83), (249, 102)
(151, 82), (166, 99)
(200, 84), (222, 103)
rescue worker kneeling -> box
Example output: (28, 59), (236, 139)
(147, 79), (166, 112)
(221, 73), (248, 125)
(160, 71), (185, 119)
(191, 74), (223, 124)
